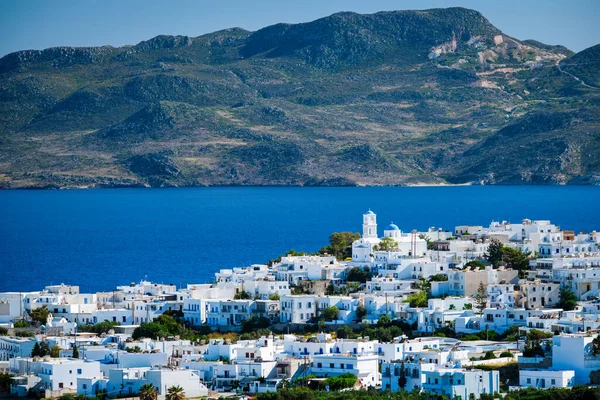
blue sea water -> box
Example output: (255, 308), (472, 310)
(1, 186), (599, 293)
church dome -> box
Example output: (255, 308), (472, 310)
(365, 209), (375, 215)
(386, 223), (400, 231)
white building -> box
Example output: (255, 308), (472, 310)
(382, 361), (435, 392)
(551, 334), (600, 384)
(519, 369), (575, 388)
(311, 353), (380, 387)
(107, 367), (208, 398)
(422, 368), (499, 399)
(33, 358), (101, 392)
(0, 337), (36, 361)
(279, 295), (316, 324)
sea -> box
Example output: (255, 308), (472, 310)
(1, 186), (599, 293)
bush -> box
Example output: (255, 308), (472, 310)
(499, 351), (514, 358)
(234, 291), (251, 300)
(405, 291), (428, 307)
(320, 306), (339, 322)
(355, 304), (367, 321)
(14, 321), (28, 328)
(483, 351), (497, 360)
(0, 327), (8, 336)
(323, 373), (357, 390)
(464, 260), (486, 270)
(429, 274), (448, 282)
(346, 267), (369, 283)
(241, 316), (271, 333)
(14, 331), (34, 337)
(336, 326), (356, 339)
(78, 321), (120, 334)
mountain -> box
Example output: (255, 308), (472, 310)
(0, 7), (599, 188)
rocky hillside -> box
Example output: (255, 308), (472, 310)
(0, 7), (598, 188)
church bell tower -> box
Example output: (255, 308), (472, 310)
(362, 209), (377, 239)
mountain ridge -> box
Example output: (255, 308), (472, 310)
(0, 7), (598, 189)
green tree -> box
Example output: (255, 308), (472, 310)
(268, 293), (280, 301)
(464, 260), (486, 270)
(346, 267), (370, 283)
(429, 274), (448, 282)
(50, 345), (61, 358)
(322, 232), (360, 260)
(0, 372), (15, 393)
(0, 327), (7, 336)
(474, 282), (487, 315)
(39, 341), (50, 357)
(592, 334), (600, 356)
(406, 290), (428, 307)
(398, 361), (407, 390)
(241, 316), (271, 333)
(377, 314), (391, 325)
(234, 291), (251, 300)
(29, 306), (50, 325)
(323, 373), (356, 390)
(126, 346), (142, 353)
(463, 303), (473, 310)
(78, 321), (120, 334)
(335, 326), (355, 339)
(523, 329), (553, 357)
(320, 306), (339, 322)
(72, 344), (79, 359)
(132, 322), (170, 340)
(138, 383), (157, 400)
(557, 286), (578, 311)
(31, 342), (41, 357)
(355, 304), (367, 321)
(484, 239), (504, 267)
(373, 237), (398, 252)
(502, 247), (531, 271)
(165, 385), (185, 400)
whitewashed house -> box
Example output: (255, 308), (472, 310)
(519, 369), (575, 388)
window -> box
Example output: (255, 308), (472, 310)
(551, 379), (556, 385)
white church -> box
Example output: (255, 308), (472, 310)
(351, 209), (428, 264)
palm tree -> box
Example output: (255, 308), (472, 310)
(166, 385), (185, 400)
(138, 383), (157, 400)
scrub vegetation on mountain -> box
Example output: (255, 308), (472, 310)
(1, 8), (598, 188)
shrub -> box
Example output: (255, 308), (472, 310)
(14, 331), (34, 337)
